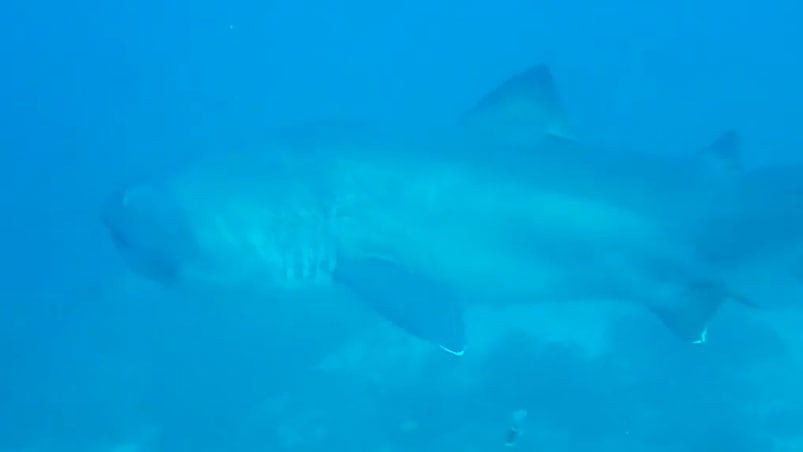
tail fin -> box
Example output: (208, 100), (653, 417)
(460, 64), (574, 147)
(649, 281), (758, 344)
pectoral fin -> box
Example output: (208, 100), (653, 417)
(332, 257), (466, 355)
(649, 281), (757, 344)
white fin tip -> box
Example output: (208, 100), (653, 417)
(439, 345), (465, 356)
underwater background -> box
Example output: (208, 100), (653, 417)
(2, 0), (803, 450)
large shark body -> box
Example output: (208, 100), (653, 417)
(101, 65), (785, 356)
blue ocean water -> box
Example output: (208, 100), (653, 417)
(1, 0), (802, 450)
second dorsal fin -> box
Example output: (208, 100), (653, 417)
(700, 129), (742, 175)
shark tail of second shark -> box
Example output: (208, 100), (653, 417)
(648, 281), (759, 344)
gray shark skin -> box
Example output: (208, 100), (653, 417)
(100, 64), (762, 354)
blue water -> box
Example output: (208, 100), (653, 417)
(2, 0), (803, 450)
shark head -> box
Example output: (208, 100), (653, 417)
(100, 183), (197, 285)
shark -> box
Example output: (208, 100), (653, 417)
(100, 63), (766, 356)
(694, 161), (803, 311)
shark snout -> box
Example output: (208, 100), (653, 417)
(100, 184), (194, 284)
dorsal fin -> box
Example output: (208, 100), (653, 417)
(700, 129), (742, 175)
(460, 64), (573, 147)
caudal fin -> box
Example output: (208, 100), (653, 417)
(460, 64), (574, 147)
